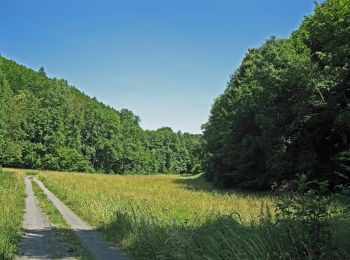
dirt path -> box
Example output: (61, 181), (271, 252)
(33, 177), (127, 260)
(16, 177), (74, 259)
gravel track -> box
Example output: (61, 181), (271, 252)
(16, 177), (74, 259)
(33, 177), (127, 260)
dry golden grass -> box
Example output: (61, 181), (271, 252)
(39, 171), (273, 224)
(31, 170), (275, 258)
(7, 169), (349, 259)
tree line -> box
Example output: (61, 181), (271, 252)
(0, 58), (201, 174)
(1, 0), (349, 190)
(202, 0), (350, 190)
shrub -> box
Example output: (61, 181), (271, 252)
(275, 174), (333, 259)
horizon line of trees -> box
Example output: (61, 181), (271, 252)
(1, 0), (349, 192)
(0, 57), (202, 174)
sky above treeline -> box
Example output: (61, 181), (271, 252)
(1, 0), (317, 134)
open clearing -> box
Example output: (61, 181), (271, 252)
(36, 170), (275, 259)
(2, 169), (350, 259)
(5, 169), (275, 259)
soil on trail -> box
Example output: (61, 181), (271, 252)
(33, 177), (127, 260)
(17, 176), (127, 260)
(16, 177), (74, 259)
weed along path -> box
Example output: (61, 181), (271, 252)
(33, 177), (127, 260)
(17, 177), (74, 259)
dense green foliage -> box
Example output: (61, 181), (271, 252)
(0, 58), (201, 174)
(202, 0), (350, 190)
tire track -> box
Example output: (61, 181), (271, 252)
(16, 177), (74, 259)
(33, 177), (127, 260)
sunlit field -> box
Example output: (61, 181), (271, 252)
(0, 171), (25, 259)
(5, 169), (350, 259)
(34, 170), (277, 259)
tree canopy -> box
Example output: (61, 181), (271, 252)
(202, 0), (350, 190)
(0, 57), (201, 174)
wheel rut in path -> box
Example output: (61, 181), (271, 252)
(16, 177), (74, 259)
(33, 177), (127, 260)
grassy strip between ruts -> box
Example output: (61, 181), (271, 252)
(31, 179), (94, 260)
(0, 171), (25, 260)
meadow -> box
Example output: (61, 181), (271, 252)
(1, 168), (349, 259)
(0, 171), (25, 259)
(34, 171), (274, 259)
(16, 169), (341, 259)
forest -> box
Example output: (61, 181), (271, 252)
(202, 0), (350, 190)
(1, 0), (350, 259)
(0, 58), (201, 174)
(0, 0), (349, 192)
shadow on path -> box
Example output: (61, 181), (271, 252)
(16, 177), (75, 260)
(16, 228), (75, 260)
(33, 177), (127, 260)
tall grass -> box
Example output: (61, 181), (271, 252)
(34, 170), (349, 259)
(38, 171), (276, 258)
(0, 171), (25, 259)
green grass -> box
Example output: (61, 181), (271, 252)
(25, 171), (39, 176)
(31, 180), (93, 260)
(37, 170), (277, 259)
(8, 168), (350, 259)
(0, 171), (25, 259)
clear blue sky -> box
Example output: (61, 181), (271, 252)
(1, 0), (317, 134)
